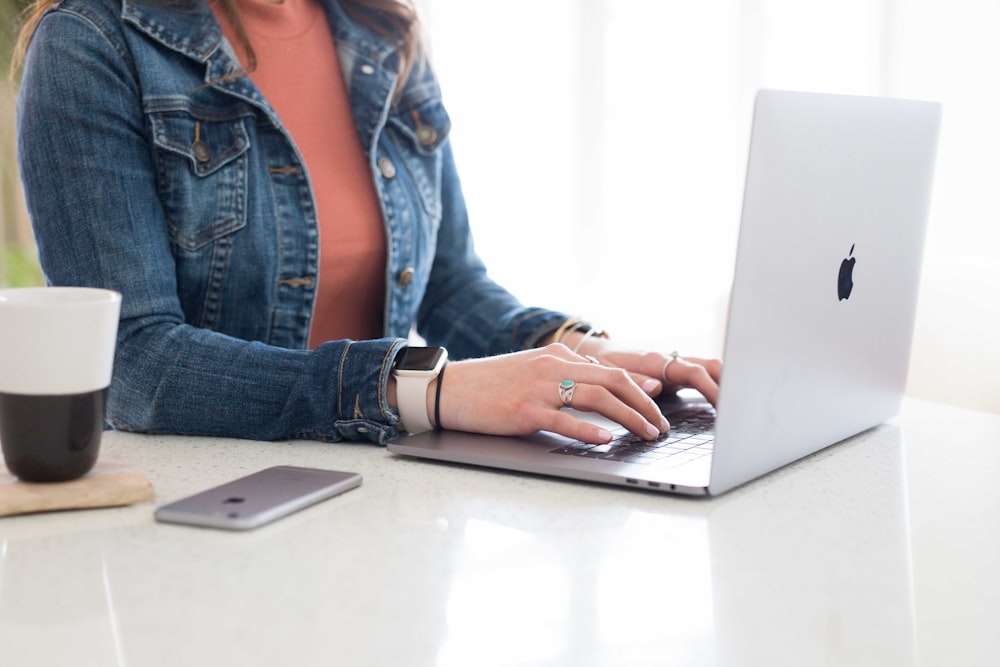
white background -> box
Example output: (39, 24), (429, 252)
(417, 0), (1000, 414)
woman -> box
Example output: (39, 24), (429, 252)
(13, 0), (721, 446)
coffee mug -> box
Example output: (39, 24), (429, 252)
(0, 287), (121, 482)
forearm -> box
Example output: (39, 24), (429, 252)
(111, 317), (407, 443)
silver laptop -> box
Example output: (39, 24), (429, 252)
(389, 89), (941, 496)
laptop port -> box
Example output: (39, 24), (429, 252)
(625, 478), (638, 484)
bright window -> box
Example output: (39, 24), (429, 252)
(420, 0), (1000, 413)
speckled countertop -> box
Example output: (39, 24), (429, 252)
(2, 398), (998, 667)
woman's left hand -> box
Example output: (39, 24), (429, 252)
(572, 336), (723, 406)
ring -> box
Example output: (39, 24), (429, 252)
(661, 351), (681, 383)
(558, 379), (576, 407)
(584, 355), (601, 365)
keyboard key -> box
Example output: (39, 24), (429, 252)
(548, 407), (717, 465)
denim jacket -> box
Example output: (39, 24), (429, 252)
(17, 0), (567, 444)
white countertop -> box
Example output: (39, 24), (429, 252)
(1, 398), (998, 667)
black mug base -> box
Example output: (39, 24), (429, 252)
(0, 389), (107, 483)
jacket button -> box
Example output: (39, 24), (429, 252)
(416, 125), (437, 146)
(396, 267), (415, 286)
(378, 157), (396, 179)
(192, 140), (211, 164)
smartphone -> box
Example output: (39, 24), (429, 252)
(154, 466), (362, 530)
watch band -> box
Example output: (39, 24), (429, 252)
(396, 371), (435, 434)
(393, 347), (447, 434)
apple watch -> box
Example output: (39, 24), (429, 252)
(392, 346), (448, 434)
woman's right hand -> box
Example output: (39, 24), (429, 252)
(435, 344), (670, 444)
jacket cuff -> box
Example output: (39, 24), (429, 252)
(515, 309), (573, 350)
(301, 337), (409, 445)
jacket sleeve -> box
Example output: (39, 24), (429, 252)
(416, 141), (570, 357)
(17, 10), (406, 445)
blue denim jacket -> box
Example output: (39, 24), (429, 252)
(17, 0), (567, 444)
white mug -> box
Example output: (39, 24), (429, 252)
(0, 287), (121, 482)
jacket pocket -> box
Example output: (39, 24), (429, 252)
(149, 108), (251, 251)
(385, 98), (451, 218)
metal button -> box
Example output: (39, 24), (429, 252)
(360, 64), (375, 75)
(396, 267), (415, 286)
(378, 157), (396, 179)
(415, 125), (437, 146)
(192, 140), (211, 164)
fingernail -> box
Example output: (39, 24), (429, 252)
(597, 428), (613, 443)
(641, 379), (659, 394)
(646, 423), (660, 439)
(660, 417), (670, 432)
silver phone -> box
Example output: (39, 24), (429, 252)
(154, 466), (362, 530)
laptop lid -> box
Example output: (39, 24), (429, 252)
(707, 90), (941, 494)
(389, 90), (941, 497)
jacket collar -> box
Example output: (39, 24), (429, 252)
(122, 0), (221, 62)
(120, 0), (398, 67)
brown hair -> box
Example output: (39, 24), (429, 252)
(10, 0), (422, 92)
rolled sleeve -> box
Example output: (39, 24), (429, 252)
(297, 338), (409, 445)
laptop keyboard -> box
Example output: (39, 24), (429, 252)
(548, 407), (716, 465)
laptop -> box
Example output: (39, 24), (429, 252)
(388, 89), (942, 496)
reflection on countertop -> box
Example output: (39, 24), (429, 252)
(2, 398), (998, 666)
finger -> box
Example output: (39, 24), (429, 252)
(540, 407), (616, 444)
(568, 383), (668, 440)
(605, 350), (671, 387)
(682, 356), (723, 383)
(567, 364), (667, 430)
(537, 349), (667, 429)
(566, 347), (674, 397)
(664, 358), (720, 405)
(626, 371), (663, 396)
(569, 351), (662, 395)
(582, 354), (662, 395)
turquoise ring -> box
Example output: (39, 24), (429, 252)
(558, 379), (576, 407)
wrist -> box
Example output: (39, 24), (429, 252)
(541, 320), (609, 353)
(387, 376), (438, 429)
(431, 363), (446, 430)
(392, 346), (447, 434)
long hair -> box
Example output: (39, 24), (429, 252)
(10, 0), (422, 92)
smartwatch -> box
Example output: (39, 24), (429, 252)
(392, 346), (448, 434)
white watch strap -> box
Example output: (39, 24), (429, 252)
(396, 374), (434, 434)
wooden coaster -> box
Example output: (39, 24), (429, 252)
(0, 456), (154, 517)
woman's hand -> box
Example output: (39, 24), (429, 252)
(569, 334), (723, 406)
(436, 344), (671, 444)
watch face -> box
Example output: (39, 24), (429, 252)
(396, 347), (445, 372)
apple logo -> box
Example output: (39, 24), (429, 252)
(838, 244), (856, 301)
